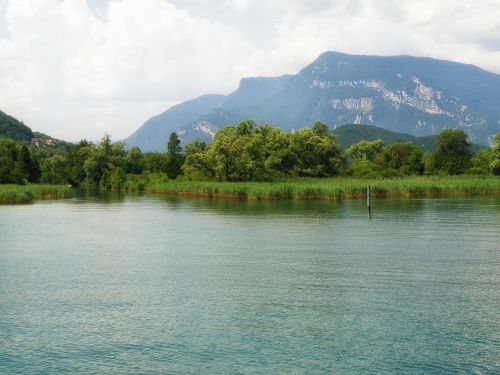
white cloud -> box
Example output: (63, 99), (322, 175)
(0, 0), (499, 141)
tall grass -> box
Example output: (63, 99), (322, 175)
(132, 175), (500, 200)
(3, 177), (498, 203)
(0, 184), (72, 204)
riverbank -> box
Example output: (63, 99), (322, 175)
(2, 176), (499, 203)
(137, 175), (500, 200)
(0, 184), (72, 204)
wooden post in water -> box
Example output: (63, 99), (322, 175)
(367, 185), (371, 217)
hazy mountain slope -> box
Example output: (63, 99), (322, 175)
(125, 94), (226, 151)
(296, 52), (500, 142)
(126, 52), (500, 150)
(176, 108), (245, 143)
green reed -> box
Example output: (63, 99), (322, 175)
(0, 184), (72, 204)
(137, 175), (500, 200)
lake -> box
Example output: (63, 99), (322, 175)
(1, 194), (499, 374)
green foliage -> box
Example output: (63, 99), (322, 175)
(346, 139), (385, 178)
(125, 147), (145, 174)
(0, 184), (71, 203)
(40, 155), (69, 184)
(311, 121), (329, 136)
(0, 137), (31, 184)
(182, 139), (213, 181)
(332, 124), (487, 154)
(165, 132), (184, 179)
(183, 121), (344, 181)
(143, 152), (167, 173)
(133, 176), (500, 200)
(0, 110), (33, 142)
(1, 121), (498, 198)
(349, 159), (380, 178)
(467, 149), (493, 175)
(490, 134), (500, 175)
(333, 124), (415, 149)
(184, 121), (286, 181)
(425, 129), (472, 175)
(346, 139), (384, 162)
(289, 127), (345, 177)
(375, 143), (423, 176)
(109, 168), (127, 190)
(66, 140), (92, 185)
(82, 134), (128, 188)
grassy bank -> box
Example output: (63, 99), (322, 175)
(2, 177), (498, 203)
(131, 175), (500, 200)
(0, 184), (72, 204)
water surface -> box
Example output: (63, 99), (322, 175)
(1, 194), (499, 374)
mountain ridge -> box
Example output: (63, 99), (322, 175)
(125, 51), (500, 151)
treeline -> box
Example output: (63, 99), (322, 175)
(1, 120), (499, 187)
(0, 133), (184, 187)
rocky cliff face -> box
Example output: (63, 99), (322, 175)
(308, 76), (477, 131)
(125, 52), (500, 151)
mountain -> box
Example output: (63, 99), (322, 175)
(331, 124), (485, 153)
(0, 110), (34, 142)
(125, 94), (226, 152)
(125, 51), (500, 151)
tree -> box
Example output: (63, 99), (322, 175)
(0, 137), (26, 183)
(467, 149), (493, 175)
(427, 129), (472, 175)
(66, 140), (92, 185)
(375, 143), (423, 176)
(82, 134), (127, 187)
(40, 155), (69, 184)
(346, 139), (384, 178)
(125, 147), (144, 175)
(83, 135), (109, 186)
(346, 139), (384, 162)
(109, 167), (126, 190)
(182, 121), (345, 181)
(165, 132), (184, 179)
(490, 134), (500, 175)
(288, 127), (345, 177)
(311, 121), (329, 136)
(183, 140), (214, 180)
(18, 144), (39, 182)
(144, 152), (169, 174)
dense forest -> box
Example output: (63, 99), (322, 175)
(1, 120), (499, 188)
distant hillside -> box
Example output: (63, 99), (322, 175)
(0, 110), (33, 142)
(332, 124), (416, 147)
(125, 94), (226, 152)
(126, 51), (500, 151)
(332, 124), (485, 153)
(0, 109), (69, 148)
(32, 132), (72, 149)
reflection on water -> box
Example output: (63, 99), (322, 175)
(72, 188), (129, 204)
(0, 195), (499, 374)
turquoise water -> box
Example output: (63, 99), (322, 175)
(0, 194), (499, 374)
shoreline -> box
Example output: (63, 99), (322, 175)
(1, 176), (499, 204)
(140, 176), (500, 201)
(144, 189), (500, 201)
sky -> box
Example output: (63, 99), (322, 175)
(0, 0), (500, 142)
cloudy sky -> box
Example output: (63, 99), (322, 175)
(1, 0), (499, 141)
